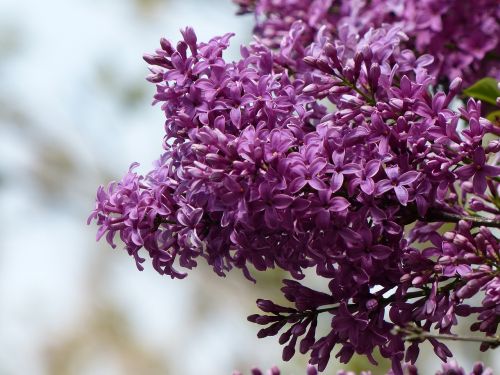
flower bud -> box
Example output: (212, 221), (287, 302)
(362, 46), (373, 65)
(342, 66), (355, 83)
(449, 77), (462, 93)
(472, 362), (484, 375)
(160, 37), (175, 54)
(354, 52), (363, 78)
(303, 56), (318, 67)
(438, 255), (452, 265)
(412, 276), (425, 286)
(463, 253), (482, 263)
(324, 43), (342, 70)
(369, 64), (381, 89)
(400, 273), (411, 283)
(453, 234), (469, 246)
(443, 232), (455, 241)
(366, 298), (378, 311)
(486, 140), (500, 153)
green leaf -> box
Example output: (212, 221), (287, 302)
(463, 77), (500, 106)
(486, 110), (500, 123)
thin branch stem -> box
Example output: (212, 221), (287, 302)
(425, 209), (500, 228)
(396, 326), (500, 347)
(285, 279), (461, 319)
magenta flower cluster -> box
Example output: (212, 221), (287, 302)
(89, 2), (500, 374)
(235, 0), (500, 85)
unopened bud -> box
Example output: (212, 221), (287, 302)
(303, 56), (318, 67)
(369, 64), (381, 89)
(456, 279), (481, 299)
(366, 299), (378, 311)
(362, 46), (373, 64)
(453, 234), (469, 246)
(433, 264), (443, 272)
(438, 255), (452, 265)
(443, 232), (455, 241)
(412, 276), (425, 286)
(472, 362), (484, 375)
(400, 273), (412, 283)
(449, 77), (462, 93)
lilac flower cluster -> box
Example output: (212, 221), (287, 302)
(235, 0), (500, 85)
(89, 10), (500, 375)
(235, 361), (494, 375)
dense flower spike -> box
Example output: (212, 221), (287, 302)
(235, 0), (500, 85)
(90, 6), (500, 375)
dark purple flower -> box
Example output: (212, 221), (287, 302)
(348, 160), (381, 195)
(91, 23), (500, 375)
(251, 182), (294, 228)
(310, 189), (350, 228)
(376, 167), (420, 205)
(455, 147), (500, 194)
(289, 157), (328, 193)
(329, 151), (359, 193)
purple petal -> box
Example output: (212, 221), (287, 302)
(472, 147), (486, 166)
(309, 178), (327, 191)
(378, 136), (389, 155)
(258, 182), (272, 199)
(191, 208), (204, 226)
(289, 177), (307, 193)
(473, 172), (487, 194)
(360, 178), (375, 195)
(329, 197), (350, 212)
(370, 245), (392, 259)
(339, 227), (363, 243)
(264, 207), (279, 228)
(330, 172), (344, 193)
(332, 151), (345, 166)
(273, 194), (294, 209)
(365, 159), (381, 177)
(291, 197), (310, 211)
(416, 195), (429, 217)
(224, 177), (242, 192)
(384, 221), (402, 235)
(342, 163), (361, 174)
(309, 158), (327, 175)
(483, 164), (500, 177)
(399, 171), (420, 185)
(230, 107), (242, 128)
(454, 165), (475, 180)
(252, 201), (267, 212)
(131, 231), (143, 246)
(385, 166), (400, 180)
(317, 189), (331, 203)
(394, 185), (409, 206)
(375, 180), (393, 195)
(315, 209), (330, 229)
(370, 205), (386, 221)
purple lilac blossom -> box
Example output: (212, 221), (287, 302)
(234, 0), (500, 85)
(90, 21), (500, 375)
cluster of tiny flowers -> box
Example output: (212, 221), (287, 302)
(89, 8), (500, 375)
(235, 361), (494, 375)
(234, 0), (500, 85)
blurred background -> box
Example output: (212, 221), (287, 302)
(0, 1), (497, 374)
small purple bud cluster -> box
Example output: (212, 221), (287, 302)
(235, 0), (500, 85)
(89, 6), (500, 375)
(235, 360), (493, 375)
